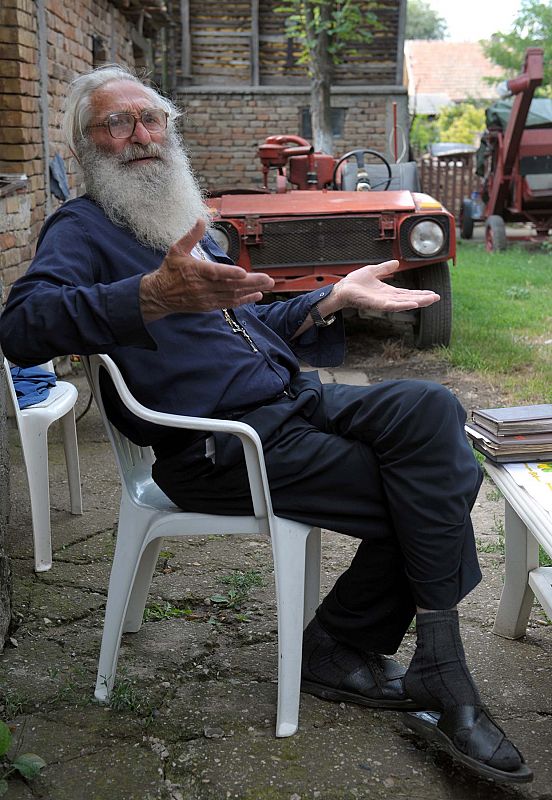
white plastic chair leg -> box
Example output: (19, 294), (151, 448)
(123, 537), (164, 632)
(95, 503), (154, 701)
(272, 520), (310, 738)
(303, 527), (321, 628)
(20, 423), (53, 572)
(60, 409), (83, 515)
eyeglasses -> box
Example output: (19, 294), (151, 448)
(88, 109), (168, 139)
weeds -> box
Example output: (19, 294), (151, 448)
(55, 665), (94, 707)
(0, 720), (45, 796)
(143, 602), (193, 622)
(476, 536), (505, 555)
(210, 570), (264, 615)
(0, 692), (25, 720)
(491, 514), (505, 538)
(108, 677), (144, 713)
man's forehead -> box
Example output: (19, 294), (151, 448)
(91, 81), (156, 116)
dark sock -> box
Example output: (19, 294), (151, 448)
(302, 615), (374, 685)
(405, 609), (522, 771)
(404, 609), (479, 710)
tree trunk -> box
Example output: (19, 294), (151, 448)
(0, 353), (12, 650)
(306, 1), (334, 154)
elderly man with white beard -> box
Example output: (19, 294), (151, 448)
(0, 65), (532, 784)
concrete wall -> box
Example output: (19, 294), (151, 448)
(179, 86), (409, 191)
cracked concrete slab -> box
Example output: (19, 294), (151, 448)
(1, 356), (551, 799)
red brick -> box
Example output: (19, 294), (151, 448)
(0, 233), (17, 250)
(0, 77), (39, 96)
(0, 8), (35, 30)
(2, 126), (41, 145)
(0, 43), (37, 63)
(0, 143), (41, 160)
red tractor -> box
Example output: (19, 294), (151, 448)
(207, 135), (455, 348)
(461, 48), (552, 251)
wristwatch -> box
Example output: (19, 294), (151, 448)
(309, 302), (336, 328)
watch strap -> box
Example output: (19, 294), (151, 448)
(310, 303), (336, 328)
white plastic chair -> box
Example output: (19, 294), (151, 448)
(81, 353), (321, 738)
(4, 358), (83, 572)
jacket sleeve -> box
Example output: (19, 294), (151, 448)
(0, 211), (156, 367)
(254, 285), (346, 368)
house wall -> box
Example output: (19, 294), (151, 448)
(0, 0), (144, 294)
(180, 86), (409, 191)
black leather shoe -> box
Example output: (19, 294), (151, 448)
(301, 616), (421, 710)
(404, 707), (533, 783)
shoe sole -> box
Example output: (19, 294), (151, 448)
(301, 679), (423, 711)
(404, 711), (534, 784)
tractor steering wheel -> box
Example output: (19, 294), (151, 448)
(332, 148), (393, 191)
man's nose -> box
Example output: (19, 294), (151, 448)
(131, 120), (152, 145)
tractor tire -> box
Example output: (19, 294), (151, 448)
(460, 199), (474, 239)
(485, 215), (507, 252)
(412, 262), (452, 348)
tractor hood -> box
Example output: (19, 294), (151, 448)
(210, 190), (418, 218)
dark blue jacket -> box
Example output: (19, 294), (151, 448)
(0, 197), (345, 449)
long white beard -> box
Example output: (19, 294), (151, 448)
(79, 130), (211, 251)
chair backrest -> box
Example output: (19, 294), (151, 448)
(80, 355), (155, 497)
(80, 353), (274, 523)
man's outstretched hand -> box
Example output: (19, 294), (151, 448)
(291, 260), (441, 339)
(140, 219), (275, 322)
(332, 260), (440, 313)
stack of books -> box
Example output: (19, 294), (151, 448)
(465, 404), (552, 463)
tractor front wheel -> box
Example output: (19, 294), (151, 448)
(460, 199), (474, 239)
(412, 262), (452, 348)
(485, 215), (507, 252)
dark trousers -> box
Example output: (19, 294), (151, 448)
(152, 376), (483, 655)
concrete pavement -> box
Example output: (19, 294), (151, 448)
(2, 366), (551, 800)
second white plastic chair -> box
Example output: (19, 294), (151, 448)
(4, 358), (83, 572)
(82, 353), (321, 738)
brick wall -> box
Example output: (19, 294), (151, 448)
(0, 0), (142, 295)
(178, 87), (409, 191)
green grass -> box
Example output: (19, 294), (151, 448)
(446, 242), (552, 403)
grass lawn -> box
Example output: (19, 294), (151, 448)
(446, 241), (552, 403)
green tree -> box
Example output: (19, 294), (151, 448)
(276, 1), (379, 153)
(437, 103), (486, 144)
(405, 0), (448, 40)
(409, 102), (486, 155)
(483, 0), (552, 96)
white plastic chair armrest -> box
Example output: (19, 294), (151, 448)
(94, 354), (273, 520)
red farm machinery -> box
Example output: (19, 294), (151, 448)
(461, 48), (552, 251)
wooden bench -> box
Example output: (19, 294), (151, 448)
(484, 461), (552, 639)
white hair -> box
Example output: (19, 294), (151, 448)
(62, 64), (180, 155)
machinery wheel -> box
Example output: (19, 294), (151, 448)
(460, 199), (474, 239)
(412, 262), (452, 348)
(485, 215), (507, 252)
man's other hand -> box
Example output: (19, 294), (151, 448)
(140, 219), (275, 322)
(332, 260), (440, 313)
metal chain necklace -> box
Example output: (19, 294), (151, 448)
(221, 308), (259, 352)
(193, 243), (259, 353)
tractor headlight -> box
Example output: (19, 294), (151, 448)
(210, 225), (231, 254)
(409, 220), (445, 256)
